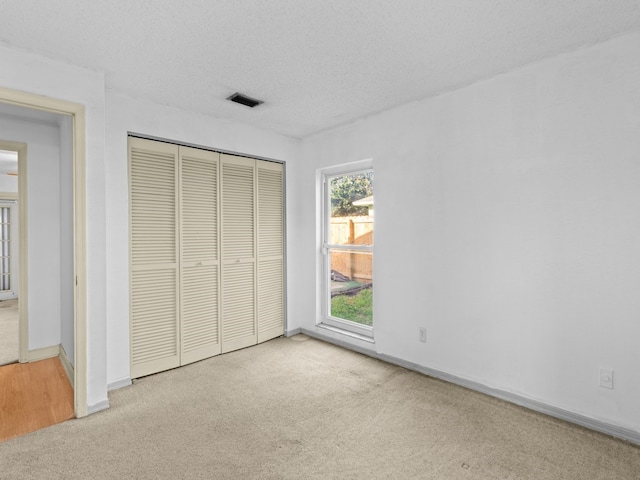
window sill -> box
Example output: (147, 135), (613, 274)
(317, 322), (375, 344)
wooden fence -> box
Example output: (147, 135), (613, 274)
(330, 216), (373, 282)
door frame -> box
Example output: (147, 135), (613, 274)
(0, 87), (88, 418)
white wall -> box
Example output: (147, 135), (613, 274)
(0, 44), (107, 410)
(0, 114), (62, 350)
(0, 175), (17, 192)
(292, 31), (640, 433)
(104, 91), (299, 387)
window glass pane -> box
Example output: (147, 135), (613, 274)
(0, 274), (10, 291)
(329, 249), (373, 326)
(329, 172), (373, 246)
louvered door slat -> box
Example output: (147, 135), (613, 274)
(257, 161), (284, 342)
(180, 147), (221, 365)
(221, 157), (254, 260)
(257, 165), (284, 258)
(129, 137), (180, 378)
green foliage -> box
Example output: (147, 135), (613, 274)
(330, 172), (373, 217)
(331, 288), (373, 326)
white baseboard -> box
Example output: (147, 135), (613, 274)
(87, 399), (110, 415)
(285, 327), (301, 337)
(108, 377), (132, 391)
(58, 345), (74, 388)
(27, 345), (61, 362)
(301, 328), (640, 446)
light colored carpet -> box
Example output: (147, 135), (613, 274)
(0, 298), (18, 366)
(0, 334), (638, 479)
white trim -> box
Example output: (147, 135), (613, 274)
(317, 322), (375, 343)
(107, 377), (132, 391)
(59, 344), (74, 387)
(320, 158), (373, 177)
(282, 161), (289, 338)
(0, 192), (18, 200)
(325, 243), (373, 252)
(300, 328), (640, 446)
(127, 132), (285, 165)
(27, 345), (60, 362)
(87, 400), (110, 415)
(285, 327), (301, 337)
(301, 328), (377, 356)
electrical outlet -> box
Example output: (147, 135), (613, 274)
(599, 368), (614, 389)
(419, 327), (427, 343)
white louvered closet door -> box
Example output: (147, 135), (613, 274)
(129, 138), (180, 379)
(256, 161), (284, 342)
(220, 154), (257, 354)
(180, 147), (221, 365)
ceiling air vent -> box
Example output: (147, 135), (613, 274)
(227, 92), (264, 108)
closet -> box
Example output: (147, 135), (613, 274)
(128, 137), (284, 379)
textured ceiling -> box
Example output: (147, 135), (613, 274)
(1, 0), (640, 138)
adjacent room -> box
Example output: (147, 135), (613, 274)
(1, 1), (639, 478)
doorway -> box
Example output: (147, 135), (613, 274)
(0, 87), (87, 418)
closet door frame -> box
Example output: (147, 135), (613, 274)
(128, 135), (287, 377)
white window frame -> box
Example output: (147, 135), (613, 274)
(318, 160), (373, 340)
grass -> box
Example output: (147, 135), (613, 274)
(331, 287), (373, 326)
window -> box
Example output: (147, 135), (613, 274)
(0, 204), (13, 295)
(320, 165), (373, 339)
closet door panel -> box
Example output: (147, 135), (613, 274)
(221, 157), (255, 259)
(257, 161), (284, 342)
(180, 147), (221, 365)
(129, 138), (180, 378)
(221, 155), (257, 353)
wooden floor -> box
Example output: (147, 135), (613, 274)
(0, 357), (74, 442)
